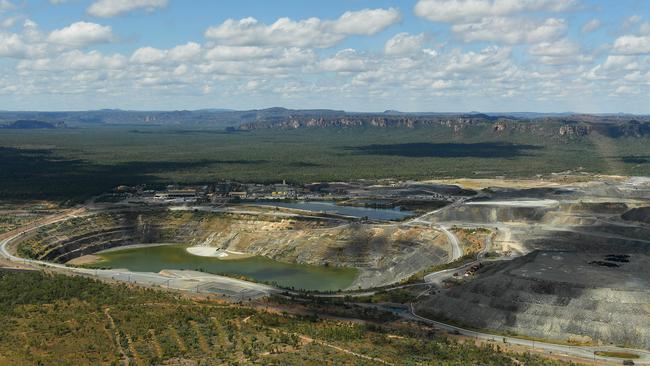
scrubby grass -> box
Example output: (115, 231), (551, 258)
(0, 271), (577, 365)
(355, 287), (423, 304)
(1, 125), (648, 202)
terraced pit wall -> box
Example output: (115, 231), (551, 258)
(16, 209), (451, 289)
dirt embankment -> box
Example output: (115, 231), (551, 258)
(415, 251), (650, 349)
(621, 207), (650, 224)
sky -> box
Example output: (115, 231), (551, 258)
(1, 0), (650, 112)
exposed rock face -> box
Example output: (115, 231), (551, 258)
(238, 113), (650, 140)
(493, 121), (508, 132)
(559, 124), (591, 137)
(19, 210), (450, 289)
(239, 116), (497, 130)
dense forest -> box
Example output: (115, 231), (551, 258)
(1, 124), (648, 202)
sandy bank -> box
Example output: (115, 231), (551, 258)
(186, 246), (253, 260)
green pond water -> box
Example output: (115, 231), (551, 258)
(91, 245), (358, 291)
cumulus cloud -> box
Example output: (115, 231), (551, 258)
(445, 45), (512, 73)
(47, 21), (114, 47)
(168, 42), (201, 61)
(87, 0), (168, 18)
(530, 39), (580, 57)
(384, 33), (427, 55)
(581, 19), (601, 33)
(197, 47), (315, 75)
(602, 55), (639, 70)
(18, 50), (127, 71)
(204, 8), (401, 48)
(0, 33), (30, 57)
(414, 0), (576, 23)
(452, 17), (566, 44)
(529, 39), (591, 64)
(130, 46), (165, 64)
(0, 0), (14, 12)
(204, 46), (275, 61)
(329, 8), (402, 35)
(613, 35), (650, 55)
(130, 42), (202, 64)
(622, 15), (641, 30)
(320, 49), (368, 72)
(1, 15), (20, 28)
(0, 21), (47, 58)
(3, 1), (649, 110)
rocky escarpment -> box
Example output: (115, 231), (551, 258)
(239, 113), (650, 140)
(239, 115), (498, 131)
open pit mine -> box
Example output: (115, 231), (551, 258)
(3, 176), (650, 359)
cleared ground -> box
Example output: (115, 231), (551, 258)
(412, 176), (650, 349)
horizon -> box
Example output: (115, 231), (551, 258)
(0, 107), (641, 116)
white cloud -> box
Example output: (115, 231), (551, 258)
(204, 46), (275, 61)
(431, 79), (452, 89)
(22, 19), (41, 42)
(204, 8), (400, 48)
(168, 42), (201, 62)
(130, 42), (202, 64)
(173, 64), (188, 76)
(130, 46), (166, 64)
(2, 2), (649, 112)
(640, 22), (650, 35)
(452, 17), (566, 44)
(197, 47), (315, 75)
(320, 49), (368, 72)
(581, 19), (601, 33)
(414, 0), (576, 23)
(0, 20), (47, 58)
(445, 45), (512, 73)
(529, 39), (591, 64)
(623, 15), (641, 30)
(385, 33), (426, 55)
(0, 0), (14, 12)
(530, 39), (580, 57)
(87, 0), (168, 18)
(602, 55), (639, 70)
(18, 50), (127, 71)
(47, 21), (114, 47)
(330, 8), (402, 35)
(613, 35), (650, 55)
(0, 15), (19, 28)
(0, 32), (30, 57)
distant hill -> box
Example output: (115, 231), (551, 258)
(1, 109), (650, 139)
(0, 108), (346, 128)
(238, 111), (650, 140)
(1, 120), (64, 129)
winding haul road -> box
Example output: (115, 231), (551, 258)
(439, 225), (463, 261)
(1, 205), (649, 365)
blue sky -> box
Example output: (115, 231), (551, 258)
(1, 0), (650, 112)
